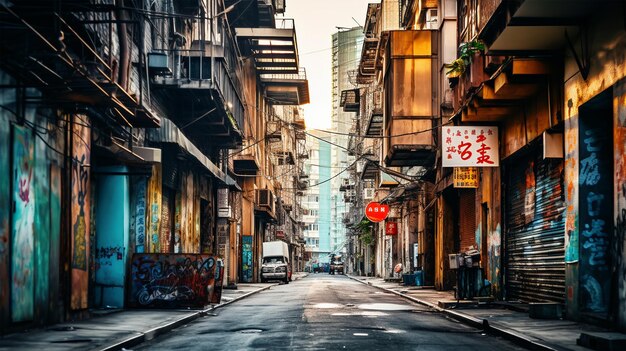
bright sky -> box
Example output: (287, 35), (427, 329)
(284, 0), (373, 130)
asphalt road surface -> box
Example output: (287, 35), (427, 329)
(136, 274), (526, 350)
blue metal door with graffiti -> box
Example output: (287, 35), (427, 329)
(94, 166), (130, 308)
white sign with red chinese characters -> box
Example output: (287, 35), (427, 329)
(442, 126), (499, 167)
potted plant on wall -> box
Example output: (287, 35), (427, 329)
(444, 40), (485, 87)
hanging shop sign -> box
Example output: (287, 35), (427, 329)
(453, 167), (479, 188)
(385, 221), (398, 235)
(365, 202), (389, 222)
(442, 126), (499, 167)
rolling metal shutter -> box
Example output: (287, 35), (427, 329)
(505, 145), (565, 303)
(459, 189), (477, 251)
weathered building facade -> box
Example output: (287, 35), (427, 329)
(0, 0), (308, 332)
(346, 0), (626, 331)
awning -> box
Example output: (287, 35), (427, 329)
(150, 118), (240, 190)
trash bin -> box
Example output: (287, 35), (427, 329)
(414, 270), (424, 286)
(402, 274), (416, 286)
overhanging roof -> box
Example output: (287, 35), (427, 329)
(481, 0), (604, 54)
(150, 118), (240, 190)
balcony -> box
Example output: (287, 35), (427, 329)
(236, 18), (299, 75)
(150, 29), (244, 148)
(365, 92), (384, 137)
(276, 151), (295, 165)
(340, 89), (360, 113)
(260, 68), (310, 105)
(360, 156), (379, 180)
(383, 30), (437, 167)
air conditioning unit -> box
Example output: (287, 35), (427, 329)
(425, 8), (438, 30)
(147, 52), (172, 75)
(363, 188), (375, 200)
(256, 189), (275, 214)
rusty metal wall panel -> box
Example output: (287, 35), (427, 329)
(505, 144), (565, 303)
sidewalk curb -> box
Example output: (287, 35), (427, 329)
(347, 275), (564, 351)
(95, 284), (277, 351)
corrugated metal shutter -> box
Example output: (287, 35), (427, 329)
(459, 189), (476, 251)
(505, 145), (565, 303)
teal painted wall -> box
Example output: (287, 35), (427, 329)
(11, 125), (35, 322)
(94, 166), (130, 308)
(0, 83), (11, 326)
(34, 123), (50, 322)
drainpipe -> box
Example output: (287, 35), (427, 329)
(115, 0), (130, 89)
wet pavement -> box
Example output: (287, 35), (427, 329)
(134, 273), (525, 350)
(348, 275), (622, 351)
(0, 276), (289, 351)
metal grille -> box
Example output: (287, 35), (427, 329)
(505, 145), (565, 303)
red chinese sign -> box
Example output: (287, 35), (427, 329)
(385, 221), (398, 235)
(365, 202), (389, 222)
(442, 126), (499, 167)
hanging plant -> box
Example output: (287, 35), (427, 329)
(444, 40), (485, 78)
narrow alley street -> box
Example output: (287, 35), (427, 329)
(135, 274), (523, 351)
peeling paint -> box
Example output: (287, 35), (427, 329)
(614, 78), (626, 329)
(565, 116), (580, 263)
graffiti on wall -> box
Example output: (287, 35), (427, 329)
(71, 114), (90, 310)
(11, 126), (35, 322)
(487, 223), (501, 295)
(579, 120), (612, 313)
(128, 253), (224, 308)
(614, 79), (626, 329)
(565, 116), (580, 263)
(242, 235), (253, 283)
(174, 191), (181, 253)
(135, 177), (147, 253)
(0, 107), (10, 324)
